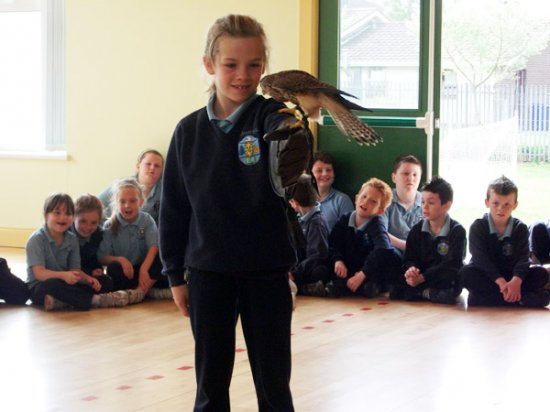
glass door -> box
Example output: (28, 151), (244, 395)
(318, 0), (441, 195)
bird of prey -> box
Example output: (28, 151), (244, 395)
(260, 69), (382, 146)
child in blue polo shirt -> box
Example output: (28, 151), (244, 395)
(460, 176), (549, 307)
(98, 177), (171, 303)
(383, 154), (423, 257)
(389, 177), (466, 304)
(26, 193), (128, 310)
(311, 151), (354, 231)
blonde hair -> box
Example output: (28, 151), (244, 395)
(204, 14), (269, 93)
(108, 178), (144, 236)
(359, 178), (393, 211)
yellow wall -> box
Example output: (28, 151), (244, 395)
(0, 0), (318, 247)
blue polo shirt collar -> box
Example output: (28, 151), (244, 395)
(299, 203), (321, 223)
(348, 211), (371, 231)
(392, 189), (422, 210)
(487, 213), (514, 239)
(421, 214), (451, 237)
(40, 225), (73, 249)
(206, 93), (258, 133)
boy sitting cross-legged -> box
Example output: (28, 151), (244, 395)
(325, 178), (400, 298)
(460, 176), (550, 308)
(389, 177), (466, 305)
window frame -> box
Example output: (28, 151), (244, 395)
(0, 0), (65, 159)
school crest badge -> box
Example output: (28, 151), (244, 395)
(502, 242), (514, 256)
(238, 135), (261, 165)
(437, 241), (449, 256)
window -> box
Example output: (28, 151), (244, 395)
(339, 0), (421, 110)
(0, 0), (64, 154)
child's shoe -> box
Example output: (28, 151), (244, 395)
(126, 288), (146, 304)
(147, 288), (173, 300)
(429, 288), (457, 305)
(520, 290), (550, 308)
(44, 294), (70, 311)
(94, 290), (129, 308)
(301, 281), (327, 297)
(359, 281), (380, 298)
(325, 279), (347, 297)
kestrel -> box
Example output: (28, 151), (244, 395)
(260, 69), (382, 146)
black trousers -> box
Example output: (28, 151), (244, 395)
(390, 266), (462, 296)
(530, 222), (550, 264)
(106, 255), (168, 291)
(29, 278), (95, 310)
(187, 269), (294, 412)
(0, 258), (29, 305)
(461, 264), (548, 306)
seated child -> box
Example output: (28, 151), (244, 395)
(288, 174), (330, 296)
(26, 193), (129, 311)
(69, 194), (113, 292)
(98, 178), (171, 303)
(99, 149), (164, 223)
(529, 220), (550, 266)
(389, 177), (466, 304)
(383, 154), (423, 257)
(460, 176), (550, 307)
(325, 178), (400, 298)
(311, 151), (354, 231)
(0, 257), (29, 305)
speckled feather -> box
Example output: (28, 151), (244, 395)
(260, 69), (382, 146)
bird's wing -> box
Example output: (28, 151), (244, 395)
(320, 95), (382, 146)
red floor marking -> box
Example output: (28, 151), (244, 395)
(177, 366), (193, 371)
(377, 301), (390, 305)
(361, 307), (372, 311)
(342, 313), (354, 317)
(147, 375), (164, 380)
(302, 326), (315, 330)
(235, 348), (246, 353)
(116, 385), (132, 390)
(82, 396), (99, 401)
(322, 319), (335, 323)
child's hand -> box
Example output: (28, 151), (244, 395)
(334, 261), (348, 278)
(87, 275), (102, 292)
(138, 267), (155, 292)
(405, 267), (424, 287)
(347, 271), (366, 292)
(92, 268), (104, 276)
(500, 276), (522, 303)
(63, 271), (81, 285)
(118, 257), (134, 279)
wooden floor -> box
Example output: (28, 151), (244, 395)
(1, 246), (550, 412)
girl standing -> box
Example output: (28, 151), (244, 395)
(26, 193), (128, 310)
(159, 15), (298, 411)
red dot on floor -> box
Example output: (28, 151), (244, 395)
(82, 396), (99, 401)
(377, 301), (390, 305)
(302, 326), (315, 330)
(322, 319), (335, 323)
(361, 307), (372, 311)
(116, 385), (132, 391)
(235, 348), (246, 353)
(342, 313), (354, 317)
(147, 375), (164, 380)
(177, 366), (193, 371)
